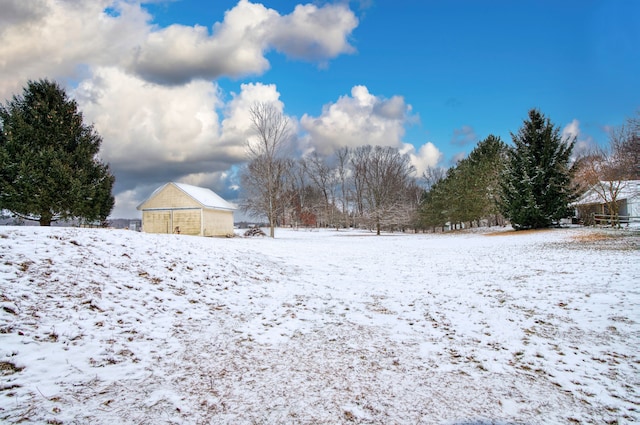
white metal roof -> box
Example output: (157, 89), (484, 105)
(574, 180), (640, 205)
(138, 182), (237, 211)
(174, 183), (237, 211)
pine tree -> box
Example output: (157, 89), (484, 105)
(418, 135), (507, 230)
(0, 79), (115, 226)
(500, 109), (576, 230)
(455, 135), (508, 226)
(419, 178), (448, 230)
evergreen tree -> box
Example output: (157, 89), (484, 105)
(500, 109), (576, 230)
(418, 178), (448, 230)
(418, 135), (507, 230)
(0, 79), (115, 226)
(464, 135), (508, 225)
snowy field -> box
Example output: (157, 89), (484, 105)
(0, 225), (638, 424)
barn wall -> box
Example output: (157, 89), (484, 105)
(203, 209), (234, 236)
(142, 209), (202, 235)
(142, 210), (171, 234)
(173, 209), (202, 235)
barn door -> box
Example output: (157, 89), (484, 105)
(172, 209), (201, 235)
(144, 211), (171, 233)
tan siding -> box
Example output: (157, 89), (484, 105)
(143, 211), (171, 234)
(139, 184), (200, 210)
(203, 209), (234, 236)
(139, 183), (235, 236)
(173, 209), (201, 235)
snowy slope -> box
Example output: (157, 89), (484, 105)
(0, 226), (638, 424)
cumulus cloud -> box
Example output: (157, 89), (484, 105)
(300, 85), (411, 155)
(220, 82), (286, 144)
(127, 0), (358, 84)
(0, 0), (150, 100)
(218, 82), (301, 157)
(400, 142), (443, 177)
(451, 151), (467, 165)
(109, 187), (150, 219)
(0, 0), (48, 29)
(0, 0), (359, 98)
(268, 3), (358, 61)
(128, 1), (275, 85)
(74, 67), (227, 183)
(299, 84), (440, 176)
(562, 119), (580, 140)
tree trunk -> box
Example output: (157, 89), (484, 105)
(269, 215), (275, 238)
(39, 212), (52, 226)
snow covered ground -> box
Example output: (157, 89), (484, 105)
(0, 225), (638, 424)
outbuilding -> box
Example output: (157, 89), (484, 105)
(137, 182), (236, 236)
(573, 180), (640, 224)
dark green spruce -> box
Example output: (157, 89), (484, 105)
(0, 79), (114, 226)
(500, 109), (576, 230)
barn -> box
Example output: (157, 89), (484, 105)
(137, 182), (236, 236)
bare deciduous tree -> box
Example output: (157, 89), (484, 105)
(303, 152), (338, 228)
(241, 102), (291, 238)
(610, 111), (639, 180)
(422, 166), (446, 191)
(335, 147), (352, 228)
(352, 145), (416, 235)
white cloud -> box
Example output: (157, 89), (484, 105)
(562, 119), (580, 141)
(562, 119), (596, 157)
(128, 1), (275, 84)
(84, 79), (418, 218)
(268, 3), (358, 61)
(0, 0), (48, 28)
(128, 0), (358, 84)
(451, 151), (467, 165)
(219, 82), (293, 155)
(400, 142), (443, 177)
(0, 0), (150, 100)
(74, 67), (227, 178)
(300, 85), (411, 155)
(109, 187), (147, 219)
(0, 0), (361, 217)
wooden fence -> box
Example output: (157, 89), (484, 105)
(592, 213), (640, 227)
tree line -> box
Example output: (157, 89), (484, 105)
(419, 134), (507, 231)
(242, 104), (639, 237)
(422, 109), (579, 232)
(240, 104), (579, 236)
(241, 102), (419, 236)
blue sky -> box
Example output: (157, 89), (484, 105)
(147, 0), (639, 160)
(1, 0), (638, 217)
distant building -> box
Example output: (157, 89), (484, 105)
(573, 180), (640, 223)
(137, 182), (236, 236)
